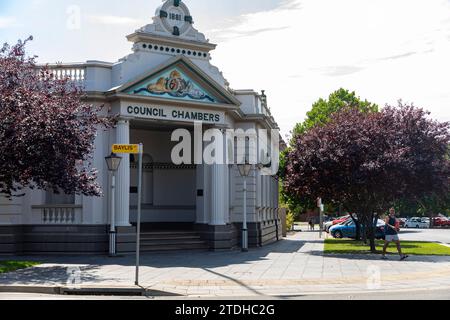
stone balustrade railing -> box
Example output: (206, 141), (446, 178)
(52, 67), (86, 82)
(37, 63), (87, 86)
(32, 205), (83, 224)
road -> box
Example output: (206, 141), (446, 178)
(398, 228), (450, 244)
(302, 222), (450, 244)
(1, 288), (450, 300)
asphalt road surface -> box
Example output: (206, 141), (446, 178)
(295, 224), (450, 244)
(398, 228), (450, 244)
(1, 289), (449, 300)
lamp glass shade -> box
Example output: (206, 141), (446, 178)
(105, 153), (122, 172)
(238, 163), (252, 177)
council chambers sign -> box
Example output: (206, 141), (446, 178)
(122, 103), (225, 125)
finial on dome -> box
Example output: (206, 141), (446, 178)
(128, 0), (214, 47)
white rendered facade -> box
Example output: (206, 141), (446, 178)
(0, 0), (282, 254)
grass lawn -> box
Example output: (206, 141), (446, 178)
(0, 261), (40, 274)
(324, 239), (450, 256)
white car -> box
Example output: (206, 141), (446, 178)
(324, 220), (334, 232)
(404, 218), (430, 229)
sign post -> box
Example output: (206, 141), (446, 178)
(317, 197), (324, 239)
(135, 143), (143, 287)
(111, 144), (143, 286)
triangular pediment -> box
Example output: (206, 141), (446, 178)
(117, 57), (240, 107)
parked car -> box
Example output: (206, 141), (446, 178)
(329, 219), (386, 240)
(324, 215), (351, 232)
(398, 218), (407, 228)
(433, 217), (450, 227)
(323, 220), (334, 232)
(404, 217), (430, 229)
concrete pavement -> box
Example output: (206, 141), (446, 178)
(3, 288), (450, 300)
(1, 231), (450, 297)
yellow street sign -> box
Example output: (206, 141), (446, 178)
(112, 144), (140, 154)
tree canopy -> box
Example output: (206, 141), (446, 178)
(279, 89), (379, 216)
(283, 103), (450, 251)
(292, 88), (379, 138)
(0, 38), (113, 198)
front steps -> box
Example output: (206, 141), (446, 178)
(139, 230), (209, 252)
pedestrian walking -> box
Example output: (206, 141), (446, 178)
(309, 218), (315, 231)
(382, 208), (409, 261)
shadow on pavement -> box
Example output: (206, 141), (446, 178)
(0, 265), (115, 286)
(0, 238), (311, 287)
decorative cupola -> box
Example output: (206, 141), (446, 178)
(127, 0), (216, 59)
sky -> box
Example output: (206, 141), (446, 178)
(1, 0), (450, 139)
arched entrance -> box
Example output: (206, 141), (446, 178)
(128, 124), (197, 228)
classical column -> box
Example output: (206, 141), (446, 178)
(115, 119), (131, 227)
(210, 130), (228, 226)
(210, 164), (225, 225)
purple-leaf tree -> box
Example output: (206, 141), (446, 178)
(284, 103), (450, 252)
(0, 38), (114, 198)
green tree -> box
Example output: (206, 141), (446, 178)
(292, 88), (378, 139)
(284, 104), (450, 252)
(395, 194), (450, 225)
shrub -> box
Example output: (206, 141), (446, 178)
(286, 211), (295, 231)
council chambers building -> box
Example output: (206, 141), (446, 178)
(0, 0), (284, 255)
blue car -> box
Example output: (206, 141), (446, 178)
(329, 219), (386, 240)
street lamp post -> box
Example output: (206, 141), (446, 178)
(238, 161), (252, 252)
(105, 153), (122, 257)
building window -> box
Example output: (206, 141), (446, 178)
(46, 190), (75, 205)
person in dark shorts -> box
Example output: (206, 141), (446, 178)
(309, 218), (315, 231)
(382, 208), (409, 261)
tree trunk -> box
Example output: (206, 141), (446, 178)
(368, 214), (378, 253)
(350, 213), (361, 240)
(360, 214), (368, 244)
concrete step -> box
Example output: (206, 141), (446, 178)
(140, 236), (202, 242)
(141, 231), (199, 238)
(140, 239), (205, 246)
(140, 243), (209, 252)
(138, 230), (209, 252)
(140, 232), (200, 240)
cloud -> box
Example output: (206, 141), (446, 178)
(378, 52), (418, 61)
(314, 66), (365, 77)
(209, 0), (450, 137)
(209, 26), (289, 42)
(88, 15), (145, 26)
(0, 17), (16, 29)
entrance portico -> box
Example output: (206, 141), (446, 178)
(112, 116), (235, 250)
